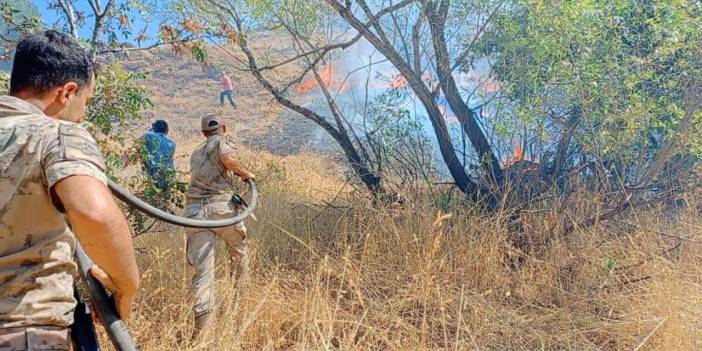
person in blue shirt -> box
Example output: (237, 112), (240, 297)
(142, 120), (176, 193)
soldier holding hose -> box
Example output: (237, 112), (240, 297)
(182, 114), (256, 335)
(0, 30), (139, 350)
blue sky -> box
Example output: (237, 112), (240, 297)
(32, 0), (161, 45)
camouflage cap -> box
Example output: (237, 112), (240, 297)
(201, 114), (224, 132)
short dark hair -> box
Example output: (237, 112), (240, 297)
(152, 120), (169, 134)
(10, 30), (94, 95)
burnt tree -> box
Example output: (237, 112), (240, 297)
(323, 0), (485, 200)
(193, 0), (388, 197)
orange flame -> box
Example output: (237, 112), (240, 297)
(389, 74), (407, 89)
(502, 144), (525, 169)
(480, 78), (501, 94)
(513, 144), (524, 162)
(296, 77), (318, 94)
(297, 64), (350, 94)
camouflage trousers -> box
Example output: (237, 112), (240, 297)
(0, 327), (71, 351)
(182, 201), (249, 317)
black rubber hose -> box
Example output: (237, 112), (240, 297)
(107, 179), (258, 228)
(79, 181), (257, 350)
(75, 243), (139, 351)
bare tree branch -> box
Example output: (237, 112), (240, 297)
(411, 11), (424, 73)
(324, 0), (481, 199)
(255, 33), (362, 71)
(205, 0), (386, 195)
(56, 0), (79, 41)
(96, 37), (200, 55)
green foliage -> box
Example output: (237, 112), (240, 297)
(0, 0), (40, 61)
(180, 0), (330, 41)
(191, 41), (208, 63)
(365, 87), (438, 190)
(0, 0), (39, 33)
(434, 188), (455, 212)
(245, 0), (326, 34)
(479, 0), (702, 182)
(603, 257), (617, 276)
(124, 170), (189, 236)
(367, 88), (422, 150)
(86, 63), (153, 137)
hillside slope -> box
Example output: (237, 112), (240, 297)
(102, 43), (702, 351)
(113, 43), (336, 160)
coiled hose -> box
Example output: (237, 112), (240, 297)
(107, 179), (258, 228)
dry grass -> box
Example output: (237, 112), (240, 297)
(94, 147), (702, 350)
(97, 37), (702, 350)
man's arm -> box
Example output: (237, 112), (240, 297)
(54, 175), (139, 320)
(221, 153), (255, 181)
(168, 140), (176, 169)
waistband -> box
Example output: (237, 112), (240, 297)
(186, 194), (232, 204)
(0, 326), (71, 350)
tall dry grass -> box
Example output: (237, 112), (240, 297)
(111, 148), (701, 350)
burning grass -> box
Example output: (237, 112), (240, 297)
(111, 148), (702, 350)
(297, 64), (351, 94)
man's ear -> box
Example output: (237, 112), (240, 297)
(56, 82), (79, 105)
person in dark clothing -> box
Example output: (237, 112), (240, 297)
(142, 119), (176, 193)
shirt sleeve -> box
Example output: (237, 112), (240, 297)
(43, 123), (107, 188)
(167, 138), (176, 157)
(218, 137), (237, 157)
(166, 138), (176, 169)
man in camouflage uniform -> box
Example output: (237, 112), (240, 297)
(0, 30), (140, 349)
(182, 114), (255, 334)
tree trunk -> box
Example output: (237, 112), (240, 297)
(57, 0), (79, 42)
(325, 0), (481, 199)
(237, 40), (386, 197)
(425, 1), (504, 188)
(551, 106), (580, 184)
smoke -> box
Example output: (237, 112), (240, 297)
(292, 35), (512, 175)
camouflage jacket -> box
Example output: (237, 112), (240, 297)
(0, 96), (107, 328)
(185, 134), (237, 203)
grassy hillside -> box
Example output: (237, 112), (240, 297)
(113, 43), (336, 159)
(112, 145), (702, 350)
(99, 44), (702, 350)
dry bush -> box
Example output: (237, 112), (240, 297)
(104, 148), (702, 350)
